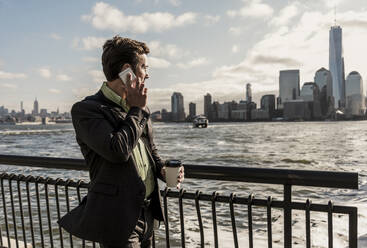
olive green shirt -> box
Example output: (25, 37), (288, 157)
(101, 82), (155, 198)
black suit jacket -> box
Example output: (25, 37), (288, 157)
(58, 91), (165, 246)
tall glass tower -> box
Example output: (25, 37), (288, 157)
(329, 26), (345, 108)
(171, 92), (185, 121)
(33, 98), (39, 115)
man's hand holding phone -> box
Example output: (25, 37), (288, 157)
(120, 68), (147, 109)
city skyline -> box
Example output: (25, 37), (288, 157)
(1, 0), (367, 114)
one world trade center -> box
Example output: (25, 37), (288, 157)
(329, 25), (345, 109)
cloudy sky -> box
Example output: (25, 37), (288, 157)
(0, 0), (366, 114)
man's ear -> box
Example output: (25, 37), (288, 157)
(121, 63), (130, 72)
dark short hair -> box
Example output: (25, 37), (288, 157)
(102, 36), (150, 81)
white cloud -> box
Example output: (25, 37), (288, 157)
(204, 15), (220, 25)
(270, 4), (299, 26)
(0, 71), (27, 80)
(227, 0), (274, 19)
(232, 45), (239, 53)
(72, 36), (106, 50)
(49, 88), (61, 94)
(149, 57), (171, 68)
(177, 57), (209, 69)
(1, 83), (18, 89)
(88, 70), (105, 83)
(39, 67), (51, 78)
(82, 56), (99, 63)
(82, 2), (197, 33)
(148, 41), (186, 59)
(50, 33), (62, 40)
(56, 74), (72, 81)
(229, 27), (242, 36)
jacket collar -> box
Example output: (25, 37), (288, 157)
(85, 90), (126, 111)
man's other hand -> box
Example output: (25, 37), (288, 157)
(161, 166), (185, 189)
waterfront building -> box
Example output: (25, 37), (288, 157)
(251, 109), (270, 120)
(0, 106), (9, 117)
(211, 101), (220, 121)
(171, 92), (185, 122)
(246, 83), (252, 103)
(150, 111), (162, 122)
(283, 100), (312, 121)
(231, 109), (248, 121)
(278, 70), (300, 109)
(260, 95), (275, 118)
(300, 82), (322, 119)
(161, 108), (171, 122)
(300, 82), (319, 102)
(204, 93), (212, 120)
(345, 71), (365, 117)
(40, 108), (48, 117)
(329, 25), (346, 108)
(217, 102), (231, 120)
(189, 102), (196, 119)
(33, 98), (39, 115)
(314, 68), (334, 116)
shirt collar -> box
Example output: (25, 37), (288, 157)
(100, 82), (129, 112)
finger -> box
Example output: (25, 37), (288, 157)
(143, 88), (148, 95)
(139, 83), (145, 94)
(176, 183), (181, 189)
(126, 73), (132, 88)
(135, 77), (141, 89)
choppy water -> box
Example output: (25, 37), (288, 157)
(0, 121), (366, 247)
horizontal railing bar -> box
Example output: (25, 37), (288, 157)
(0, 154), (87, 171)
(0, 154), (358, 189)
(162, 191), (357, 214)
(184, 164), (358, 189)
(0, 173), (90, 188)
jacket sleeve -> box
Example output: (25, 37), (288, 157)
(71, 101), (149, 164)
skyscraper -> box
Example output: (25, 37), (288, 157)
(260, 95), (275, 117)
(314, 68), (333, 115)
(33, 98), (39, 115)
(171, 92), (185, 122)
(204, 93), (212, 119)
(246, 83), (252, 103)
(329, 26), (345, 108)
(278, 70), (300, 109)
(345, 71), (365, 116)
(189, 102), (196, 118)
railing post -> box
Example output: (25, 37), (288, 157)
(284, 184), (292, 248)
(349, 208), (358, 248)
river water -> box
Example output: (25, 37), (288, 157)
(0, 121), (366, 247)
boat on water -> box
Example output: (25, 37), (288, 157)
(55, 119), (72, 124)
(193, 115), (208, 128)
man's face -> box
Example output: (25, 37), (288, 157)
(134, 54), (149, 84)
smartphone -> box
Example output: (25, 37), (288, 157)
(118, 67), (136, 86)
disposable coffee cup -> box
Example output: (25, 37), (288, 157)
(165, 160), (182, 187)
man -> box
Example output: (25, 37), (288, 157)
(59, 36), (184, 247)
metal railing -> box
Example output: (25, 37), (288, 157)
(0, 154), (359, 248)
